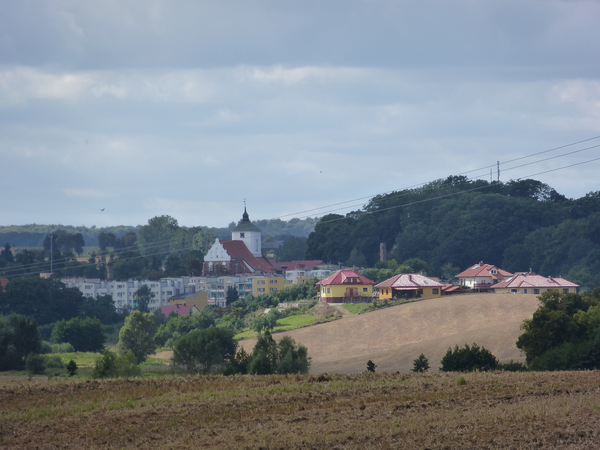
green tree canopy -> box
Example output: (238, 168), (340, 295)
(172, 326), (237, 374)
(117, 310), (158, 364)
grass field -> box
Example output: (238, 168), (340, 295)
(2, 370), (600, 448)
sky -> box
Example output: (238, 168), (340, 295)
(1, 0), (600, 228)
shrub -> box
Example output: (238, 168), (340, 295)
(92, 349), (141, 378)
(172, 327), (237, 374)
(50, 342), (76, 353)
(440, 343), (498, 372)
(44, 354), (65, 369)
(25, 354), (46, 375)
(497, 360), (527, 372)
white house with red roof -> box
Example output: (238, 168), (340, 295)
(203, 208), (275, 276)
(316, 270), (376, 303)
(492, 273), (579, 295)
(455, 262), (513, 291)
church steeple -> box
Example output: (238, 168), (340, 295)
(232, 204), (262, 257)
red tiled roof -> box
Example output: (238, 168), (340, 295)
(0, 278), (8, 291)
(492, 273), (579, 289)
(316, 270), (375, 286)
(455, 262), (512, 280)
(270, 260), (323, 271)
(221, 240), (274, 273)
(375, 274), (444, 290)
(158, 304), (196, 317)
(442, 284), (466, 293)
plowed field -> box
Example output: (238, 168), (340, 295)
(241, 293), (540, 373)
(3, 371), (600, 449)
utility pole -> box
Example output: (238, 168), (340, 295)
(497, 161), (500, 182)
(50, 233), (53, 274)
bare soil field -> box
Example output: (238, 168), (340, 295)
(3, 370), (600, 449)
(241, 293), (541, 373)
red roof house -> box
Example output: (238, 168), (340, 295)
(158, 304), (201, 317)
(375, 273), (444, 300)
(455, 262), (513, 291)
(316, 270), (376, 303)
(0, 278), (8, 292)
(492, 273), (579, 295)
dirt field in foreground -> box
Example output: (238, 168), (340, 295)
(2, 371), (600, 449)
(240, 293), (540, 373)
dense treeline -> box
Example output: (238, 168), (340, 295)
(306, 177), (600, 290)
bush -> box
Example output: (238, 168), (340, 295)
(50, 317), (105, 353)
(25, 354), (46, 375)
(50, 342), (76, 353)
(92, 349), (142, 378)
(366, 360), (376, 373)
(40, 341), (53, 354)
(497, 360), (527, 372)
(440, 343), (498, 372)
(172, 327), (237, 374)
(44, 354), (65, 369)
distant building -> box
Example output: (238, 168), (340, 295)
(158, 304), (203, 318)
(203, 208), (275, 276)
(455, 262), (513, 291)
(492, 273), (579, 295)
(375, 273), (444, 300)
(316, 270), (376, 303)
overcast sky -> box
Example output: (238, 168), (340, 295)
(2, 0), (599, 228)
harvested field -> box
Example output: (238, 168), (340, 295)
(241, 293), (541, 373)
(2, 371), (600, 449)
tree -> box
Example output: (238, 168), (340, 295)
(50, 317), (105, 352)
(117, 310), (158, 364)
(0, 243), (14, 264)
(66, 359), (78, 377)
(247, 330), (280, 375)
(366, 360), (376, 373)
(276, 335), (310, 374)
(92, 349), (141, 378)
(276, 236), (308, 262)
(172, 327), (237, 374)
(137, 215), (179, 259)
(134, 285), (154, 313)
(440, 343), (498, 372)
(226, 286), (239, 306)
(412, 353), (430, 372)
(0, 313), (41, 371)
(78, 294), (119, 324)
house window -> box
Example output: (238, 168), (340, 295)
(523, 289), (527, 294)
(257, 280), (265, 285)
(270, 280), (278, 284)
(534, 289), (540, 294)
(433, 288), (439, 295)
(270, 288), (277, 292)
(327, 288), (331, 293)
(257, 288), (265, 292)
(511, 289), (517, 294)
(417, 289), (423, 295)
(563, 289), (569, 294)
(362, 287), (368, 293)
(240, 232), (245, 238)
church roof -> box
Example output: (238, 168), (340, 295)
(232, 207), (261, 233)
(221, 240), (274, 273)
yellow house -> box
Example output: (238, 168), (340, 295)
(316, 270), (375, 303)
(375, 273), (443, 300)
(253, 276), (285, 296)
(169, 291), (208, 311)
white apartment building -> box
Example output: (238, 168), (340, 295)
(63, 277), (191, 312)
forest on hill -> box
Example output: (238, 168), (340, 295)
(306, 177), (600, 291)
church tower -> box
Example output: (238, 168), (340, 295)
(232, 207), (262, 257)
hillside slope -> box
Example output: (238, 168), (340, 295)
(240, 293), (540, 373)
